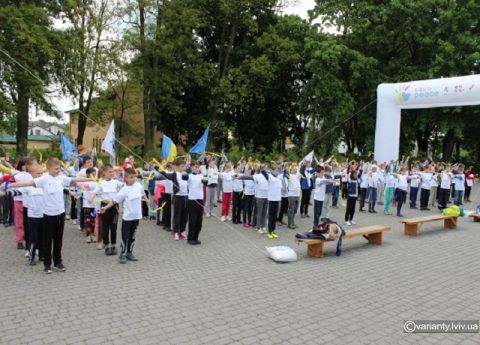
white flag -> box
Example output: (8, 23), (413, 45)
(101, 120), (115, 165)
(303, 150), (314, 162)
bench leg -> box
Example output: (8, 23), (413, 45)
(404, 224), (419, 236)
(307, 242), (324, 258)
(444, 217), (457, 229)
(367, 232), (383, 245)
(474, 217), (480, 223)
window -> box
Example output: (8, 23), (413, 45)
(35, 129), (40, 135)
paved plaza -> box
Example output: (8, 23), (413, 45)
(1, 188), (479, 345)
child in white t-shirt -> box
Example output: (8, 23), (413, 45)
(100, 168), (147, 264)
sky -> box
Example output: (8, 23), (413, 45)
(43, 0), (317, 124)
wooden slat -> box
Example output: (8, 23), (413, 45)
(344, 225), (390, 239)
(400, 214), (452, 224)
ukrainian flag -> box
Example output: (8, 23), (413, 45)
(162, 135), (177, 162)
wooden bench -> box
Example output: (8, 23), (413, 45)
(294, 225), (390, 258)
(469, 214), (480, 222)
(399, 214), (458, 236)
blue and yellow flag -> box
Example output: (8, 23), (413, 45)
(162, 135), (177, 162)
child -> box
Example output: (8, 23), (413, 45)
(321, 165), (334, 221)
(11, 158), (91, 273)
(277, 163), (289, 225)
(242, 171), (255, 227)
(438, 168), (452, 210)
(409, 167), (421, 209)
(359, 168), (369, 212)
(219, 163), (235, 221)
(419, 165), (435, 211)
(395, 167), (409, 217)
(159, 163), (174, 231)
(299, 160), (314, 218)
(286, 163), (300, 229)
(204, 159), (218, 217)
(253, 166), (269, 234)
(383, 170), (396, 215)
(313, 166), (331, 226)
(89, 164), (123, 255)
(367, 165), (384, 213)
(453, 164), (465, 206)
(182, 161), (206, 245)
(81, 167), (98, 243)
(171, 159), (188, 240)
(231, 166), (243, 225)
(100, 168), (147, 263)
(345, 171), (359, 225)
(266, 171), (282, 239)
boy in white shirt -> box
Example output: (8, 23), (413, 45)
(313, 166), (332, 227)
(204, 159), (218, 217)
(286, 164), (301, 229)
(219, 163), (235, 221)
(11, 158), (91, 273)
(453, 164), (465, 206)
(80, 167), (98, 243)
(419, 165), (435, 211)
(89, 164), (123, 255)
(182, 161), (207, 245)
(100, 168), (147, 263)
(266, 171), (282, 239)
(231, 165), (244, 224)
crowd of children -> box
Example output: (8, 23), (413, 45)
(0, 151), (477, 274)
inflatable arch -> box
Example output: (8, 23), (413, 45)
(374, 74), (480, 163)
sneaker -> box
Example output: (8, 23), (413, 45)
(397, 214), (404, 218)
(243, 223), (250, 228)
(305, 214), (310, 218)
(126, 253), (138, 261)
(119, 255), (127, 264)
(66, 215), (71, 220)
(205, 213), (211, 218)
(29, 259), (36, 266)
(105, 246), (111, 256)
(226, 216), (232, 221)
(256, 228), (267, 234)
(271, 231), (278, 239)
(44, 266), (52, 274)
(346, 221), (352, 226)
(96, 243), (104, 250)
(350, 220), (356, 225)
(25, 250), (30, 257)
(174, 233), (180, 241)
(86, 236), (92, 243)
(53, 263), (66, 272)
(266, 232), (275, 239)
(179, 232), (186, 240)
(17, 243), (25, 250)
(188, 240), (202, 245)
(110, 246), (117, 255)
(72, 219), (77, 225)
(220, 216), (226, 222)
(300, 214), (306, 218)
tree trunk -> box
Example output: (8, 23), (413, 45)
(16, 82), (29, 156)
(139, 0), (154, 155)
(442, 128), (455, 161)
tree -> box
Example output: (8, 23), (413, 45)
(0, 0), (64, 155)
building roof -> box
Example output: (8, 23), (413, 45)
(0, 133), (56, 143)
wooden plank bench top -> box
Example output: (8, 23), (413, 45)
(469, 214), (480, 222)
(399, 214), (458, 236)
(295, 225), (390, 258)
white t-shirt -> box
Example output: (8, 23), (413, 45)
(81, 182), (98, 208)
(314, 177), (327, 201)
(95, 179), (123, 201)
(368, 172), (384, 188)
(34, 173), (73, 216)
(396, 174), (408, 191)
(440, 173), (451, 189)
(19, 186), (44, 218)
(206, 167), (219, 186)
(114, 182), (145, 221)
(267, 174), (282, 202)
(13, 171), (32, 202)
(233, 177), (243, 192)
(420, 172), (433, 190)
(384, 174), (396, 188)
(253, 173), (268, 199)
(187, 173), (204, 200)
(220, 171), (235, 193)
(454, 173), (465, 191)
(360, 174), (369, 188)
(244, 180), (255, 196)
(287, 173), (301, 197)
(410, 174), (420, 188)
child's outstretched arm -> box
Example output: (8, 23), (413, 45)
(10, 180), (35, 188)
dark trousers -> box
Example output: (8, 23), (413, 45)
(23, 206), (29, 249)
(101, 204), (118, 246)
(420, 188), (430, 208)
(345, 196), (356, 221)
(161, 193), (172, 228)
(242, 195), (254, 224)
(359, 188), (367, 210)
(465, 185), (472, 201)
(1, 194), (13, 224)
(300, 189), (312, 215)
(232, 192), (242, 223)
(438, 188), (450, 210)
(277, 197), (288, 222)
(188, 199), (203, 241)
(341, 182), (347, 199)
(332, 186), (340, 207)
(70, 195), (77, 220)
(142, 190), (149, 218)
(43, 213), (65, 268)
(267, 200), (279, 232)
(172, 195), (188, 233)
(27, 217), (43, 261)
(120, 220), (139, 255)
(410, 187), (419, 207)
(313, 200), (323, 227)
(395, 189), (407, 215)
(368, 187), (377, 211)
